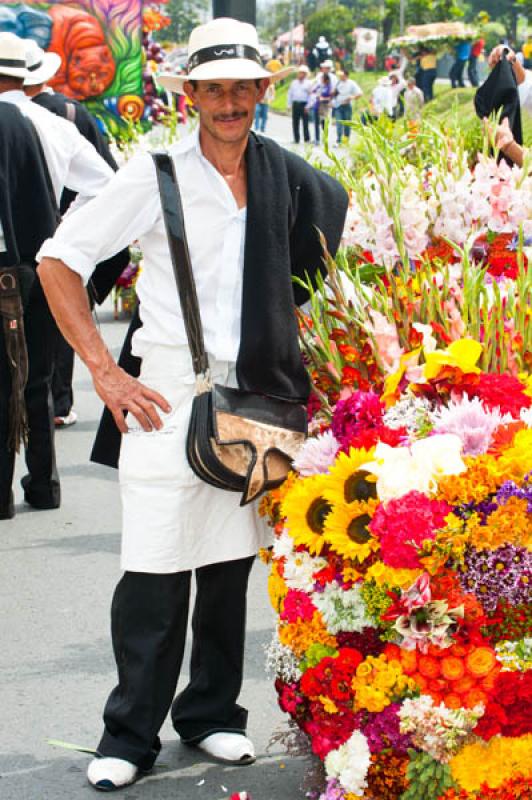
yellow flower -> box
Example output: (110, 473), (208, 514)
(322, 447), (377, 506)
(450, 734), (532, 791)
(382, 348), (422, 407)
(323, 498), (380, 563)
(498, 429), (532, 480)
(278, 612), (337, 658)
(343, 565), (364, 583)
(356, 661), (373, 679)
(365, 562), (422, 590)
(281, 475), (332, 555)
(423, 338), (482, 381)
(437, 455), (505, 505)
(468, 497), (532, 550)
(268, 562), (288, 613)
(320, 695), (339, 714)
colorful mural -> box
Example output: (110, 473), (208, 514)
(0, 1), (145, 134)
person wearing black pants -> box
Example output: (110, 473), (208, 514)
(98, 556), (255, 769)
(287, 65), (312, 144)
(292, 101), (309, 143)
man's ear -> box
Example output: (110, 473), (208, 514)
(183, 80), (196, 103)
(257, 78), (270, 102)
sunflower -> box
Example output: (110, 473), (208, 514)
(323, 499), (380, 562)
(281, 475), (332, 555)
(322, 447), (377, 507)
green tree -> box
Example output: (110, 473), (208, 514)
(305, 4), (355, 51)
(156, 0), (209, 45)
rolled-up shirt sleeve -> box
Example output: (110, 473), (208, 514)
(519, 70), (532, 112)
(37, 153), (159, 283)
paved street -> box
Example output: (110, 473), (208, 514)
(1, 299), (315, 800)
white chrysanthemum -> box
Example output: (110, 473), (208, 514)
(383, 395), (433, 435)
(283, 550), (328, 593)
(264, 634), (302, 682)
(312, 583), (373, 635)
(272, 528), (296, 560)
(431, 395), (511, 456)
(324, 731), (371, 796)
(292, 430), (340, 477)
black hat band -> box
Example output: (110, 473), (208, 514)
(0, 57), (26, 69)
(27, 59), (43, 72)
(187, 44), (262, 74)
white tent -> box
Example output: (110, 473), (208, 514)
(276, 24), (304, 47)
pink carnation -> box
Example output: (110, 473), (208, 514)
(280, 589), (317, 623)
(369, 491), (451, 568)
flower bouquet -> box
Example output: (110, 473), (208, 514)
(261, 128), (531, 800)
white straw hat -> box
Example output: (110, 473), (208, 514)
(0, 32), (28, 79)
(158, 17), (291, 94)
(24, 39), (61, 86)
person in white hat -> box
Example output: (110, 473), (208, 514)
(287, 64), (312, 143)
(23, 38), (130, 431)
(37, 16), (348, 791)
(0, 32), (113, 517)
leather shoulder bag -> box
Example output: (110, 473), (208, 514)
(152, 151), (308, 506)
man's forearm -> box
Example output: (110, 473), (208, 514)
(37, 257), (114, 380)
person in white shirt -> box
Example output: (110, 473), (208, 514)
(369, 76), (395, 119)
(333, 68), (362, 144)
(287, 64), (312, 143)
(37, 17), (349, 792)
(0, 32), (113, 519)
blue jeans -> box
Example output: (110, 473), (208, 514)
(254, 103), (268, 132)
(335, 104), (353, 142)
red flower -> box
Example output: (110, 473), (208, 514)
(464, 373), (531, 417)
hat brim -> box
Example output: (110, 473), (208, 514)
(24, 52), (61, 86)
(158, 61), (294, 95)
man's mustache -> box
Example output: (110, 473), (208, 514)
(213, 112), (247, 121)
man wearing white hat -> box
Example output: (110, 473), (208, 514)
(37, 17), (348, 791)
(287, 64), (312, 143)
(0, 32), (113, 517)
(24, 39), (130, 430)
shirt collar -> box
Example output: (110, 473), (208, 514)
(0, 90), (30, 104)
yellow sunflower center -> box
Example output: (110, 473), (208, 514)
(306, 497), (331, 534)
(347, 514), (372, 544)
(344, 470), (377, 503)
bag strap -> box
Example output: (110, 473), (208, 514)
(65, 101), (76, 124)
(151, 151), (210, 382)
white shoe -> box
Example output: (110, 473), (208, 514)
(87, 757), (138, 791)
(54, 410), (78, 427)
(195, 733), (256, 764)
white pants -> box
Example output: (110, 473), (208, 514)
(118, 345), (271, 573)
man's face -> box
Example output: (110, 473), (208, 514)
(185, 78), (268, 145)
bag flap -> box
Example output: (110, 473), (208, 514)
(212, 384), (308, 433)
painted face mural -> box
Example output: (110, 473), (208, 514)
(47, 5), (115, 99)
(0, 1), (143, 133)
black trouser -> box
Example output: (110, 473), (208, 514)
(421, 68), (437, 102)
(52, 327), (74, 417)
(292, 101), (309, 143)
(97, 555), (255, 770)
(450, 59), (466, 88)
(468, 56), (479, 88)
(0, 279), (59, 512)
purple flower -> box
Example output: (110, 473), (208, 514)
(497, 477), (532, 512)
(457, 544), (532, 612)
(431, 395), (507, 456)
(361, 704), (412, 755)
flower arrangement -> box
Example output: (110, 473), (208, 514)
(113, 246), (142, 319)
(261, 125), (531, 799)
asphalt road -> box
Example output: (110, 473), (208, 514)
(1, 300), (315, 800)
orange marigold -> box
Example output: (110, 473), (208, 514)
(441, 656), (466, 682)
(418, 655), (441, 679)
(278, 612), (336, 658)
(465, 646), (497, 678)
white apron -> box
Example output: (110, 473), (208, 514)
(118, 344), (272, 573)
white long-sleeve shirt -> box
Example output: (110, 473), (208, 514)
(288, 77), (312, 105)
(38, 129), (247, 363)
(519, 70), (532, 111)
(0, 90), (113, 253)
